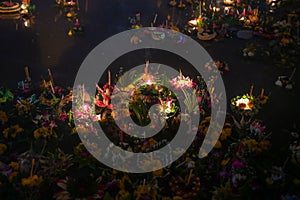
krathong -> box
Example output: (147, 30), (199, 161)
(170, 70), (196, 89)
(0, 64), (298, 199)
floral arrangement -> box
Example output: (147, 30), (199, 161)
(170, 70), (196, 89)
(231, 94), (259, 116)
(0, 68), (299, 199)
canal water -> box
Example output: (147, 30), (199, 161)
(0, 0), (193, 88)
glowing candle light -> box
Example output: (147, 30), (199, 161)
(108, 70), (111, 85)
(260, 88), (264, 98)
(48, 68), (55, 86)
(145, 60), (149, 74)
(49, 81), (55, 94)
(249, 85), (254, 96)
(24, 66), (31, 82)
(82, 84), (85, 102)
(153, 13), (158, 24)
(187, 169), (193, 185)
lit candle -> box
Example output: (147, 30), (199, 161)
(108, 70), (111, 85)
(49, 81), (55, 94)
(145, 60), (149, 74)
(43, 80), (47, 87)
(153, 13), (158, 24)
(186, 169), (193, 185)
(211, 87), (215, 94)
(260, 88), (264, 98)
(24, 66), (31, 82)
(48, 68), (55, 86)
(82, 84), (85, 102)
(249, 85), (254, 96)
(30, 159), (35, 177)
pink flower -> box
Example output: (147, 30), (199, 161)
(59, 112), (68, 121)
(232, 160), (244, 168)
(50, 120), (57, 128)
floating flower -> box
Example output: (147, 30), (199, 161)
(21, 174), (43, 187)
(170, 74), (196, 89)
(220, 123), (232, 141)
(21, 159), (43, 187)
(9, 162), (19, 171)
(242, 138), (270, 153)
(232, 160), (244, 168)
(8, 171), (18, 183)
(33, 127), (52, 139)
(2, 124), (24, 139)
(250, 120), (266, 137)
(0, 143), (7, 156)
(0, 110), (8, 124)
(231, 94), (260, 116)
(16, 99), (31, 112)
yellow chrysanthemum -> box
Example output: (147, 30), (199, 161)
(2, 124), (23, 139)
(16, 100), (31, 112)
(21, 175), (43, 187)
(8, 172), (18, 183)
(33, 127), (52, 139)
(9, 162), (20, 171)
(2, 128), (9, 138)
(0, 110), (8, 124)
(0, 143), (7, 155)
(214, 140), (222, 149)
(221, 158), (230, 166)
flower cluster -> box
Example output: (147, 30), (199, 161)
(170, 75), (196, 89)
(0, 71), (298, 199)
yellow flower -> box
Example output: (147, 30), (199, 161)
(73, 125), (89, 134)
(214, 140), (222, 149)
(21, 175), (43, 187)
(152, 168), (164, 177)
(8, 172), (18, 183)
(11, 125), (23, 138)
(33, 127), (52, 139)
(0, 143), (7, 156)
(221, 158), (230, 166)
(16, 100), (31, 112)
(0, 110), (8, 124)
(9, 162), (20, 171)
(2, 128), (9, 138)
(21, 159), (42, 187)
(2, 124), (23, 138)
(199, 117), (211, 134)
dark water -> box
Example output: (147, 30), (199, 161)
(0, 0), (193, 87)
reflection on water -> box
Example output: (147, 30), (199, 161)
(0, 0), (185, 88)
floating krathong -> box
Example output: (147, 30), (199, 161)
(234, 96), (254, 110)
(170, 70), (195, 89)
